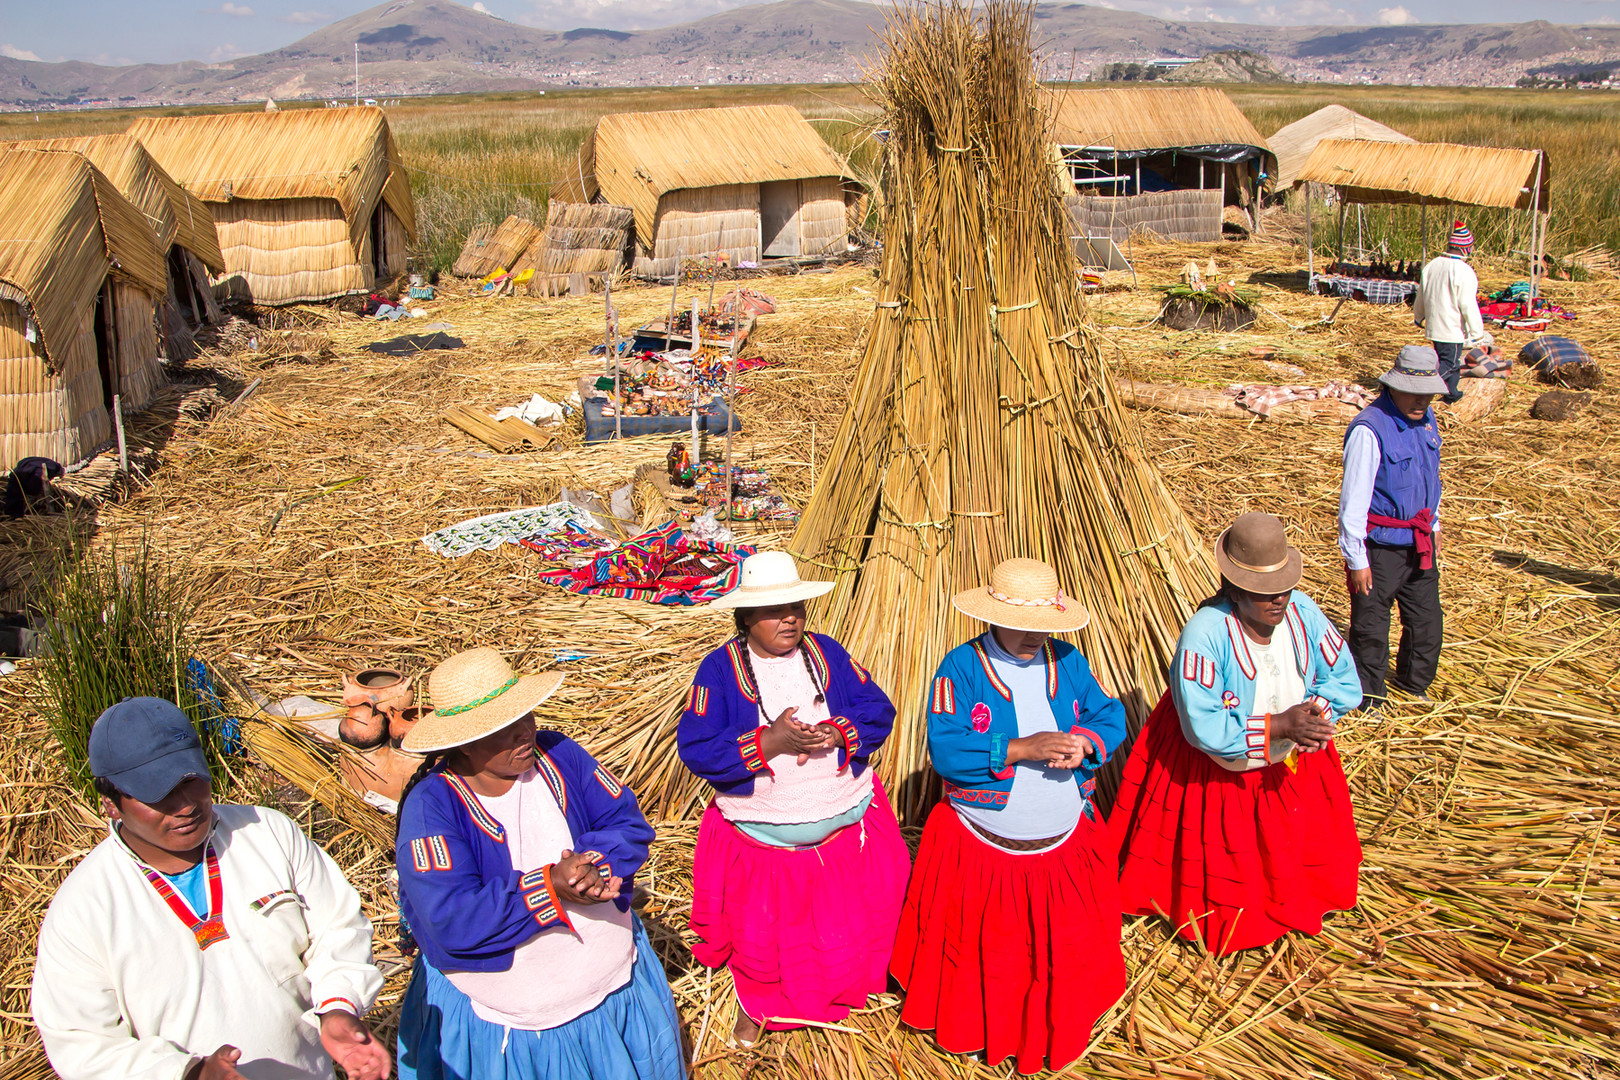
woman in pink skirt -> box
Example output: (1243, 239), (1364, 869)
(678, 552), (910, 1046)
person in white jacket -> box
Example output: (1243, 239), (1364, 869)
(1411, 220), (1484, 404)
(32, 697), (390, 1080)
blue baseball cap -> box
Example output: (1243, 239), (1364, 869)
(88, 698), (210, 804)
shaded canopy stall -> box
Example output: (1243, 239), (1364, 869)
(553, 105), (864, 278)
(127, 107), (416, 305)
(1268, 105), (1413, 190)
(1297, 138), (1551, 296)
(1046, 86), (1275, 242)
(3, 134), (227, 335)
(0, 149), (167, 470)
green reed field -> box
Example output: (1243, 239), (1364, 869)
(3, 81), (1614, 274)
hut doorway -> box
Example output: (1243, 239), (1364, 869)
(370, 205), (389, 279)
(760, 180), (800, 258)
(92, 281), (118, 412)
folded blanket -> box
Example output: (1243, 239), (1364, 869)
(1228, 380), (1372, 417)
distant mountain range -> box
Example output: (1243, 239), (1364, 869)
(2, 0), (1617, 107)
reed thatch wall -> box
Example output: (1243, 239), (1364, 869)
(520, 202), (633, 277)
(113, 281), (161, 410)
(1065, 189), (1224, 243)
(452, 214), (539, 279)
(637, 184), (762, 279)
(378, 205), (409, 281)
(1297, 138), (1549, 209)
(0, 299), (109, 467)
(795, 176), (848, 256)
(210, 197), (369, 305)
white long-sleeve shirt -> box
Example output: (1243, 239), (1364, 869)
(1412, 253), (1484, 344)
(1338, 424), (1440, 570)
(32, 805), (383, 1080)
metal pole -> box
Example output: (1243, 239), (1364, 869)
(606, 277), (621, 441)
(354, 45), (359, 106)
(664, 258), (680, 352)
(1421, 200), (1428, 263)
(1305, 183), (1314, 282)
(1529, 151), (1545, 301)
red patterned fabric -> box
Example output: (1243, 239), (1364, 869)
(890, 804), (1125, 1075)
(1109, 691), (1362, 956)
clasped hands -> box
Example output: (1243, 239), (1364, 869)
(761, 706), (842, 765)
(1007, 731), (1095, 770)
(189, 1012), (389, 1080)
(1271, 699), (1336, 752)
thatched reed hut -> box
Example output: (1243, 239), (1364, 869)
(1046, 86), (1275, 242)
(0, 149), (167, 470)
(3, 134), (227, 331)
(1268, 105), (1413, 190)
(553, 105), (861, 278)
(126, 107), (416, 305)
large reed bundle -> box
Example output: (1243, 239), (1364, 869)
(516, 201), (633, 278)
(789, 0), (1214, 820)
(450, 214), (539, 280)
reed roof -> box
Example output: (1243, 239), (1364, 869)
(0, 148), (165, 367)
(554, 105), (856, 247)
(1045, 87), (1271, 155)
(126, 107), (416, 245)
(2, 134), (226, 272)
(1268, 105), (1412, 189)
(1297, 138), (1549, 210)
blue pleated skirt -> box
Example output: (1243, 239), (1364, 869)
(397, 916), (686, 1080)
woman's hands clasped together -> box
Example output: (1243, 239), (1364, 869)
(760, 706), (843, 765)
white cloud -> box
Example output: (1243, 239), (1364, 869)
(209, 42), (249, 60)
(279, 10), (329, 22)
(215, 2), (255, 16)
(473, 1), (490, 10)
(0, 43), (43, 61)
(1377, 5), (1417, 23)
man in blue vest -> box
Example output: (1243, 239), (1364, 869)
(1339, 346), (1447, 705)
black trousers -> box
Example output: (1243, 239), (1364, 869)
(1348, 541), (1443, 701)
(1432, 340), (1465, 403)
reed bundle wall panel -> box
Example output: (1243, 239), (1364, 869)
(797, 177), (848, 255)
(112, 281), (161, 410)
(519, 202), (633, 277)
(638, 185), (760, 278)
(0, 299), (110, 467)
(210, 197), (369, 304)
(1064, 190), (1223, 243)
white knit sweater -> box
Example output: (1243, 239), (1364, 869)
(32, 805), (382, 1080)
(1413, 253), (1484, 343)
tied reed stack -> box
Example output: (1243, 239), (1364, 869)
(789, 0), (1214, 820)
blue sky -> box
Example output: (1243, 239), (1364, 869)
(1, 0), (1615, 66)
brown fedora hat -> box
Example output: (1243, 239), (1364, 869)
(1213, 512), (1302, 595)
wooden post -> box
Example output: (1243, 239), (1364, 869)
(606, 277), (621, 441)
(689, 300), (702, 466)
(1305, 183), (1314, 282)
(1529, 151), (1545, 301)
(1135, 157), (1141, 196)
(113, 395), (128, 474)
(1336, 198), (1347, 263)
(1219, 163), (1225, 208)
(664, 258), (681, 352)
(1421, 200), (1428, 263)
(1199, 158), (1204, 190)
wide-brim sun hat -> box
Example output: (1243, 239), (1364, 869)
(1379, 344), (1451, 396)
(401, 647), (563, 753)
(1213, 512), (1303, 595)
(951, 557), (1091, 634)
(708, 550), (835, 610)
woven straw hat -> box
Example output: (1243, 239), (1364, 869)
(1213, 512), (1302, 595)
(708, 551), (834, 610)
(951, 558), (1091, 633)
(401, 647), (563, 753)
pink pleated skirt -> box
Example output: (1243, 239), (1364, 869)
(689, 777), (911, 1030)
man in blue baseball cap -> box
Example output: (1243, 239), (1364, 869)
(32, 698), (392, 1080)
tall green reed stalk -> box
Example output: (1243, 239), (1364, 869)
(33, 536), (231, 807)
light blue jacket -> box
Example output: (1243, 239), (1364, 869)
(1172, 592), (1362, 763)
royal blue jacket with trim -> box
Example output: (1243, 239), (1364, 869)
(1345, 392), (1442, 549)
(677, 632), (896, 794)
(1172, 592), (1363, 762)
(395, 730), (654, 974)
(927, 633), (1126, 810)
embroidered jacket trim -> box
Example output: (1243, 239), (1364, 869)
(441, 773), (506, 842)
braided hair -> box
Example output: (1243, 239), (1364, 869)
(733, 607), (826, 724)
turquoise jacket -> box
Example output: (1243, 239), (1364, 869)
(1172, 591), (1362, 762)
(927, 633), (1126, 811)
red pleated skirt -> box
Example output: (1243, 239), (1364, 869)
(889, 802), (1126, 1075)
(689, 778), (911, 1031)
(1109, 690), (1362, 955)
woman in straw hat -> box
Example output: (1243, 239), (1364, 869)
(890, 557), (1128, 1075)
(678, 551), (910, 1047)
(1109, 512), (1364, 956)
(393, 647), (683, 1080)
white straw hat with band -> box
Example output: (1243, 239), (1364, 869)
(1212, 512), (1303, 595)
(708, 550), (835, 609)
(402, 647), (564, 753)
(951, 557), (1091, 633)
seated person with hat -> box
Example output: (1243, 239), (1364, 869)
(32, 698), (390, 1080)
(1340, 345), (1447, 704)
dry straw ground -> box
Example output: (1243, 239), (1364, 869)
(0, 216), (1614, 1078)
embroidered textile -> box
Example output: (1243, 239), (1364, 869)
(536, 521), (755, 606)
(423, 503), (603, 558)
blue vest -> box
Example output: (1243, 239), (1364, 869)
(1345, 392), (1441, 549)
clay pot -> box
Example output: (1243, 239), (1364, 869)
(341, 668), (415, 721)
(338, 704), (388, 749)
(389, 705), (424, 744)
(340, 744), (423, 806)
